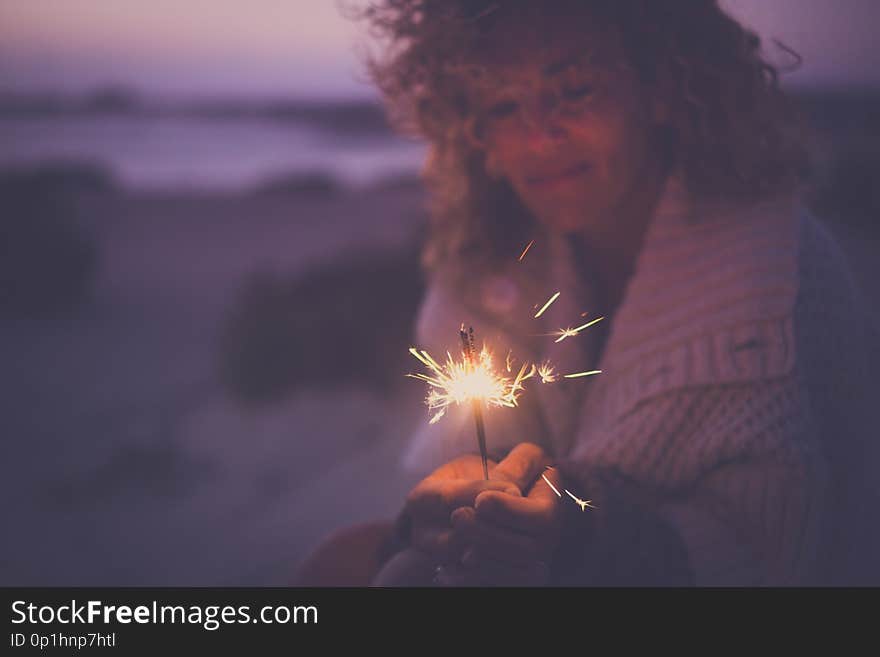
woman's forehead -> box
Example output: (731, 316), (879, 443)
(463, 12), (624, 75)
(459, 27), (625, 92)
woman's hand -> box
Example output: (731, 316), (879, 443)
(403, 454), (521, 566)
(437, 443), (564, 586)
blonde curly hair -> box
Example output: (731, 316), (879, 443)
(355, 0), (809, 271)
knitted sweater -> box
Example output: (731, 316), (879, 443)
(401, 173), (880, 586)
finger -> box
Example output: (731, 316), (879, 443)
(406, 478), (520, 523)
(489, 442), (551, 492)
(459, 547), (550, 587)
(451, 506), (543, 565)
(411, 524), (467, 563)
(474, 485), (560, 536)
(433, 562), (483, 587)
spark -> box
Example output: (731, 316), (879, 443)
(518, 239), (535, 261)
(553, 316), (605, 343)
(534, 292), (561, 318)
(543, 469), (595, 511)
(565, 489), (596, 511)
(563, 370), (602, 379)
(537, 362), (557, 384)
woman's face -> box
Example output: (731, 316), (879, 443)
(466, 17), (666, 235)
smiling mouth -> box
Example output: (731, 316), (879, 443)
(525, 162), (592, 187)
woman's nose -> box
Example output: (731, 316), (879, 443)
(520, 92), (566, 144)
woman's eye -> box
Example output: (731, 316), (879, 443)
(487, 100), (519, 119)
(562, 84), (594, 101)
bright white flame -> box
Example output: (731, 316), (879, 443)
(408, 346), (538, 423)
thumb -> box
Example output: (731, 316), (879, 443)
(489, 442), (551, 492)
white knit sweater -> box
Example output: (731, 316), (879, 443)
(401, 174), (880, 586)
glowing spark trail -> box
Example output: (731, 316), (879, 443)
(534, 292), (561, 318)
(518, 239), (535, 261)
(563, 370), (602, 379)
(541, 473), (562, 498)
(565, 489), (596, 511)
(553, 316), (605, 343)
(543, 471), (596, 511)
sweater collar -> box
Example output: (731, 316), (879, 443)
(602, 172), (800, 373)
(531, 172), (802, 443)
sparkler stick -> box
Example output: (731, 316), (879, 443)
(460, 325), (490, 480)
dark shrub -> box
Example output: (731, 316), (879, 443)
(218, 246), (424, 404)
(250, 171), (341, 197)
(0, 163), (105, 318)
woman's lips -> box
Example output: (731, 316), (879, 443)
(524, 162), (592, 188)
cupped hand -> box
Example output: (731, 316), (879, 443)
(403, 453), (521, 565)
(437, 442), (564, 586)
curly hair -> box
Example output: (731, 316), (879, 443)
(354, 0), (809, 271)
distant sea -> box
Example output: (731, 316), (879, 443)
(0, 114), (426, 192)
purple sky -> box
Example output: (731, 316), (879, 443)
(0, 0), (878, 99)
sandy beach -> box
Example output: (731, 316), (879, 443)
(1, 181), (432, 585)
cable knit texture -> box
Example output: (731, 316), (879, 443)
(402, 173), (880, 585)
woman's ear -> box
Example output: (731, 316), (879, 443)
(463, 115), (487, 151)
(461, 115), (504, 180)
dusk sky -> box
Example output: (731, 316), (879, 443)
(0, 0), (878, 99)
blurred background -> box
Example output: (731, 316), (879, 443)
(0, 0), (878, 585)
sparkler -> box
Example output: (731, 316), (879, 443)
(407, 344), (537, 422)
(460, 326), (490, 479)
(407, 242), (606, 491)
(407, 334), (601, 482)
(407, 328), (553, 479)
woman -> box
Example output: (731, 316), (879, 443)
(297, 0), (880, 586)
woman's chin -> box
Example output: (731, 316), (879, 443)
(533, 207), (604, 235)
